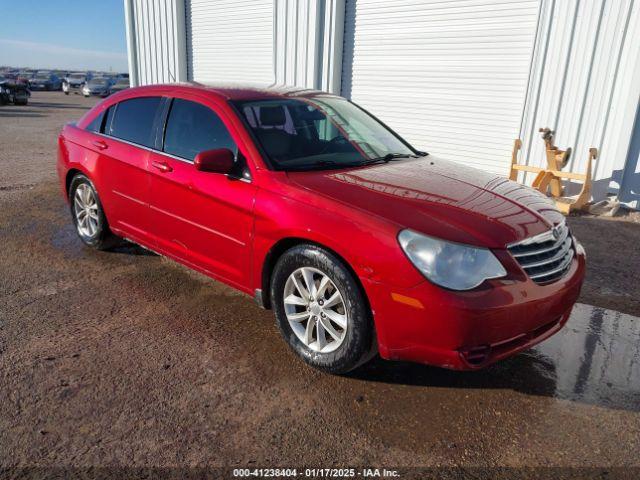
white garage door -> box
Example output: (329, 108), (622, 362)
(342, 0), (540, 175)
(186, 0), (274, 84)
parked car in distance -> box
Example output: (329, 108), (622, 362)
(63, 72), (91, 95)
(29, 71), (62, 91)
(105, 76), (130, 96)
(53, 70), (69, 80)
(16, 71), (34, 85)
(0, 76), (30, 105)
(81, 76), (113, 97)
(57, 84), (586, 374)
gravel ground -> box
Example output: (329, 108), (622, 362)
(1, 93), (639, 476)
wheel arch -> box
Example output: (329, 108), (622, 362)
(259, 237), (372, 317)
(65, 168), (84, 197)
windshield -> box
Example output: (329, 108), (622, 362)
(235, 96), (416, 171)
(114, 78), (129, 86)
(89, 78), (109, 86)
(69, 74), (85, 80)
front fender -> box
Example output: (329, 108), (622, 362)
(251, 186), (425, 296)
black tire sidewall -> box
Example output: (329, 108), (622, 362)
(271, 245), (373, 374)
(68, 174), (114, 250)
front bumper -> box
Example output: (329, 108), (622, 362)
(364, 248), (585, 370)
(83, 89), (107, 96)
(64, 83), (83, 92)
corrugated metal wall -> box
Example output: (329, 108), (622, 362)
(341, 0), (541, 175)
(125, 0), (187, 86)
(186, 0), (274, 84)
(273, 0), (345, 93)
(620, 105), (640, 207)
(518, 0), (640, 202)
(127, 0), (345, 92)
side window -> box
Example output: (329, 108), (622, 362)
(163, 98), (237, 161)
(85, 111), (105, 133)
(103, 105), (115, 134)
(109, 97), (162, 148)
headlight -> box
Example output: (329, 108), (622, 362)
(398, 229), (507, 290)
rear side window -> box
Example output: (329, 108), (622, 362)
(85, 111), (105, 133)
(108, 97), (162, 148)
(163, 98), (237, 161)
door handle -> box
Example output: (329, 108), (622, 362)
(152, 160), (173, 173)
(92, 140), (108, 150)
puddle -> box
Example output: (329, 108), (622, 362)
(525, 302), (640, 410)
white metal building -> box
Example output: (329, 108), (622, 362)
(124, 0), (640, 207)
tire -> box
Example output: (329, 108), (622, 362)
(271, 244), (375, 374)
(64, 91), (69, 95)
(69, 174), (120, 250)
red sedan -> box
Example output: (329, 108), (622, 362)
(57, 84), (585, 374)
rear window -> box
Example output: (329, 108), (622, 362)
(108, 97), (162, 148)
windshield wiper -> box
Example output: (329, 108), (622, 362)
(282, 153), (420, 172)
(284, 159), (363, 172)
(358, 153), (416, 166)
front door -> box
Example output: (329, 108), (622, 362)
(147, 97), (257, 290)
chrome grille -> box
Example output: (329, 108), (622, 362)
(508, 222), (574, 284)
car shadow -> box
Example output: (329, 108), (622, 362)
(349, 352), (558, 397)
(110, 240), (158, 256)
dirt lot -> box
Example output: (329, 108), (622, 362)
(1, 92), (639, 476)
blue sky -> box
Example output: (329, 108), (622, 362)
(0, 0), (128, 72)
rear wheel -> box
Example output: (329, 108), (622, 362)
(69, 174), (119, 250)
(271, 244), (375, 374)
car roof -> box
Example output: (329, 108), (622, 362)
(124, 82), (337, 101)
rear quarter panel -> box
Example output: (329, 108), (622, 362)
(57, 124), (101, 201)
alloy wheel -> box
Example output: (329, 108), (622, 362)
(73, 183), (99, 238)
(283, 267), (348, 353)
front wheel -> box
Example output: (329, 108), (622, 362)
(69, 174), (119, 250)
(271, 244), (375, 374)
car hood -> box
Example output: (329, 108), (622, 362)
(286, 156), (564, 248)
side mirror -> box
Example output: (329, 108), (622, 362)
(194, 148), (235, 174)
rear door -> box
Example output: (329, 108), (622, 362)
(93, 96), (163, 242)
(147, 96), (257, 289)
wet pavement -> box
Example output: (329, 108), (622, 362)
(1, 93), (639, 471)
